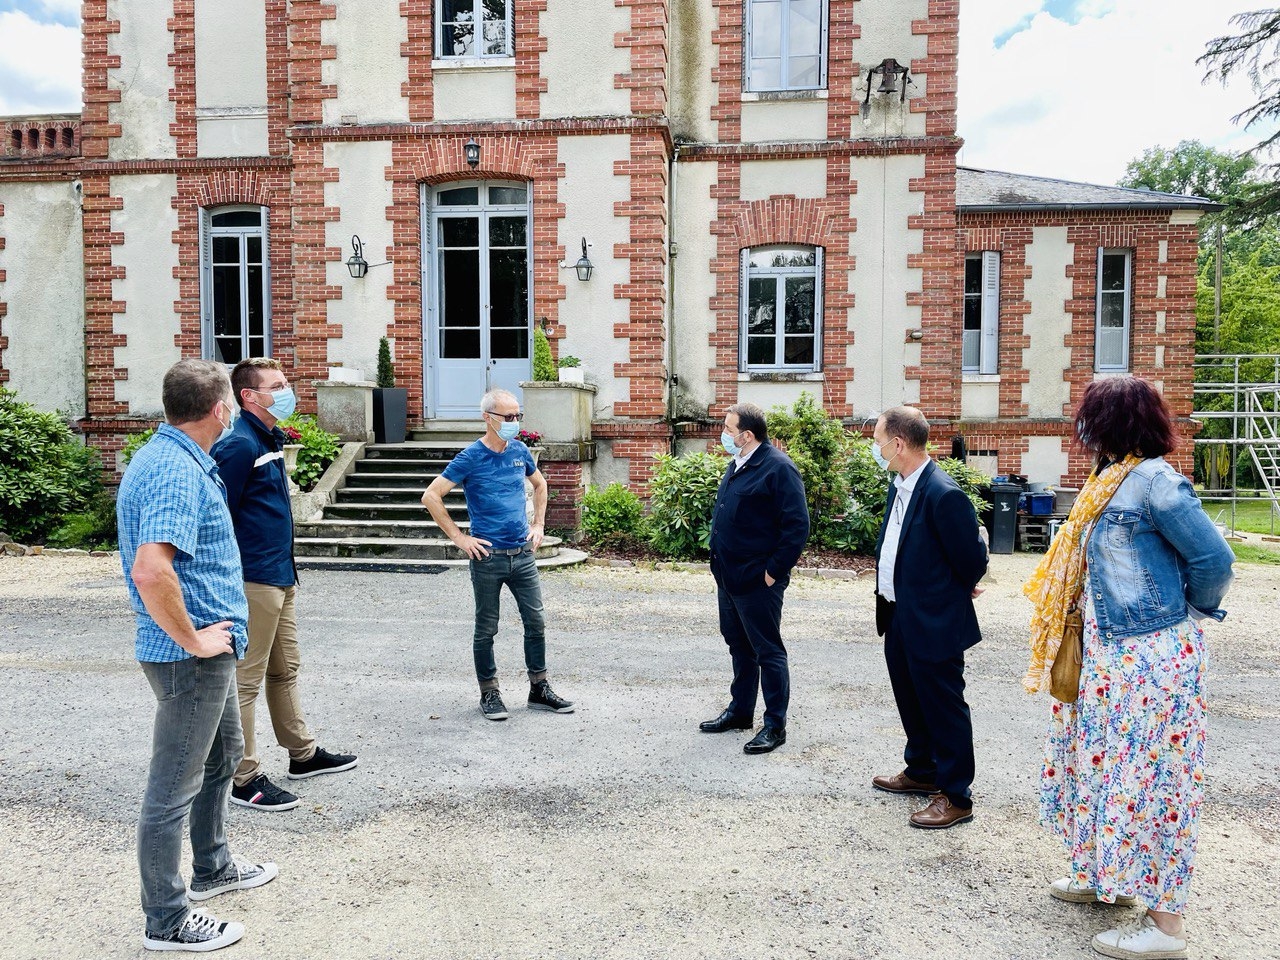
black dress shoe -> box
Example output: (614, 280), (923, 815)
(743, 725), (786, 754)
(699, 708), (754, 733)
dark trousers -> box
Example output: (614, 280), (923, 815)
(717, 582), (789, 728)
(469, 549), (548, 692)
(883, 605), (975, 808)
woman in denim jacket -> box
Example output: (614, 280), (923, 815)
(1027, 376), (1234, 960)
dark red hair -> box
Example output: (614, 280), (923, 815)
(1074, 376), (1177, 462)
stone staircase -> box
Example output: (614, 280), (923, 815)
(294, 440), (588, 573)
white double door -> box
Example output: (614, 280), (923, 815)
(424, 181), (532, 419)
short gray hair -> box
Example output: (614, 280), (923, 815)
(480, 389), (519, 414)
(162, 359), (232, 425)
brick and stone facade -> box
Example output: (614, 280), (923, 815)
(0, 0), (1215, 498)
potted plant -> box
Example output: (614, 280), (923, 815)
(281, 422), (304, 494)
(557, 355), (584, 384)
(533, 325), (558, 381)
(372, 337), (408, 444)
(517, 428), (543, 464)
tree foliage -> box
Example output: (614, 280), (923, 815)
(1120, 140), (1257, 228)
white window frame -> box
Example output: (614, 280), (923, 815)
(962, 251), (1000, 375)
(739, 245), (823, 373)
(1095, 248), (1132, 372)
(199, 205), (271, 365)
(436, 0), (514, 60)
(744, 0), (829, 93)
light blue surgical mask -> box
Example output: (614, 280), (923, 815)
(497, 419), (521, 442)
(216, 401), (238, 444)
(871, 439), (896, 472)
(721, 430), (741, 457)
(266, 387), (296, 421)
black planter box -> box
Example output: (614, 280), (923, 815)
(372, 387), (408, 444)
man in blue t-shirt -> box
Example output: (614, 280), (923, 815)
(422, 388), (575, 720)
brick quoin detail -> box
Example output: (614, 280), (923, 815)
(387, 136), (566, 422)
(516, 0), (549, 119)
(615, 0), (669, 117)
(826, 0), (860, 141)
(541, 460), (585, 529)
(82, 175), (128, 418)
(709, 0), (743, 143)
(289, 1), (338, 126)
(401, 0), (436, 122)
(0, 202), (7, 383)
(291, 140), (342, 411)
(168, 1), (195, 157)
(265, 0), (292, 154)
(80, 2), (122, 161)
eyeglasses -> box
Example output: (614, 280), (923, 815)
(487, 411), (522, 422)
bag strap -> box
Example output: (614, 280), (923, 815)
(1069, 472), (1126, 609)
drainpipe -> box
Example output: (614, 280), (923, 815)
(666, 142), (681, 454)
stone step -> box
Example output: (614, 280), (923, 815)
(333, 487), (457, 505)
(324, 502), (468, 521)
(353, 458), (451, 474)
(344, 473), (440, 489)
(295, 548), (588, 574)
(292, 535), (562, 562)
(296, 518), (469, 539)
(365, 442), (467, 461)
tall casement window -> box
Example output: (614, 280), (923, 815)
(1096, 248), (1132, 371)
(437, 0), (513, 59)
(424, 181), (532, 418)
(741, 245), (823, 372)
(745, 0), (828, 92)
(963, 252), (1000, 374)
(201, 207), (270, 365)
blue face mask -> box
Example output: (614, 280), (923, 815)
(497, 419), (521, 442)
(266, 387), (296, 421)
(871, 440), (896, 472)
(721, 430), (741, 457)
(217, 401), (238, 444)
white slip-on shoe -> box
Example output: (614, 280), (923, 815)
(1092, 915), (1188, 959)
(1050, 877), (1139, 907)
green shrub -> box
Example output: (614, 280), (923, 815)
(646, 451), (725, 558)
(121, 426), (157, 466)
(376, 336), (396, 389)
(766, 392), (853, 547)
(936, 456), (992, 519)
(533, 325), (558, 381)
(277, 414), (340, 491)
(840, 438), (892, 553)
(559, 354), (581, 368)
(0, 387), (105, 543)
(582, 482), (644, 543)
(47, 491), (119, 550)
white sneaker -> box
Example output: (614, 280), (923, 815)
(1050, 876), (1139, 906)
(143, 909), (245, 952)
(1092, 915), (1188, 959)
(188, 860), (278, 902)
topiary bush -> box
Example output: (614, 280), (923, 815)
(277, 414), (340, 491)
(0, 387), (106, 543)
(533, 325), (558, 381)
(646, 451), (726, 558)
(581, 481), (645, 547)
(376, 337), (396, 389)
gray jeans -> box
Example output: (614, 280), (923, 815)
(138, 653), (243, 937)
(469, 549), (548, 691)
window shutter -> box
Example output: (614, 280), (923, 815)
(199, 208), (212, 359)
(744, 1), (753, 89)
(979, 250), (1000, 375)
(739, 248), (750, 373)
(260, 205), (273, 356)
(813, 246), (825, 372)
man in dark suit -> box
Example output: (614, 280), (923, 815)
(702, 403), (810, 754)
(871, 406), (988, 828)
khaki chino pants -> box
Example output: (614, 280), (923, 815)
(234, 583), (316, 787)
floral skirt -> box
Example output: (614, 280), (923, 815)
(1039, 590), (1208, 913)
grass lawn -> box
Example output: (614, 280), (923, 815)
(1231, 542), (1280, 565)
(1200, 496), (1280, 535)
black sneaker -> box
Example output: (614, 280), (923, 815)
(480, 689), (509, 721)
(528, 679), (575, 713)
(188, 860), (278, 902)
(230, 774), (300, 812)
(287, 746), (358, 780)
(143, 909), (244, 952)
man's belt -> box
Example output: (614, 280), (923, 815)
(486, 545), (532, 556)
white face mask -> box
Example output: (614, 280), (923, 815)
(216, 400), (238, 444)
(871, 438), (898, 472)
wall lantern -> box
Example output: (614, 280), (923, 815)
(464, 137), (481, 168)
(346, 235), (390, 279)
(860, 57), (910, 118)
(574, 237), (594, 282)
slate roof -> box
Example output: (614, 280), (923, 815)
(956, 166), (1224, 213)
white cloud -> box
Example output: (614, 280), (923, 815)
(0, 11), (80, 115)
(959, 0), (1275, 185)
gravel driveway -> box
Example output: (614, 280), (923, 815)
(2, 552), (1276, 960)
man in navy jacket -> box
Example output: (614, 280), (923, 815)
(871, 406), (988, 829)
(212, 358), (356, 812)
(703, 403), (810, 754)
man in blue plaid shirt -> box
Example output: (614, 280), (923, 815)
(117, 359), (278, 953)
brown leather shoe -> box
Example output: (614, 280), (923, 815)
(871, 771), (940, 796)
(908, 794), (974, 829)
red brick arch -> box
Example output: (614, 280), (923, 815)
(725, 197), (845, 250)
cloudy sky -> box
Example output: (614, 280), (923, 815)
(0, 0), (1273, 186)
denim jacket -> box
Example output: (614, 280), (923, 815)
(1085, 457), (1234, 640)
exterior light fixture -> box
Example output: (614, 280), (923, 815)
(574, 237), (594, 282)
(860, 57), (910, 118)
(346, 234), (391, 279)
(464, 137), (480, 168)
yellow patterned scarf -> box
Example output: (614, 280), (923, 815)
(1021, 454), (1142, 693)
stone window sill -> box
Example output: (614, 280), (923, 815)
(432, 58), (516, 72)
(962, 374), (1001, 384)
(738, 371), (824, 382)
(741, 89), (829, 103)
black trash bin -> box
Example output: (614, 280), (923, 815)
(989, 482), (1022, 555)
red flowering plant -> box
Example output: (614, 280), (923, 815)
(517, 429), (542, 446)
(281, 424), (304, 443)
